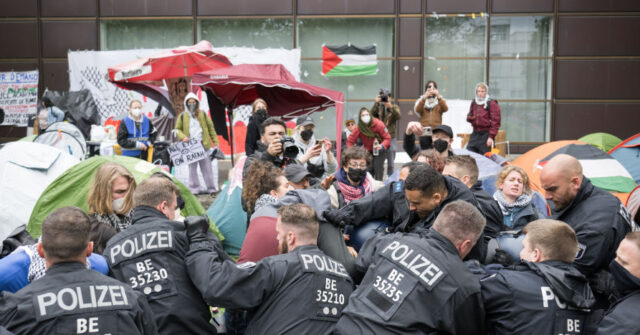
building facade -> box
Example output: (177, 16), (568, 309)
(1, 0), (638, 152)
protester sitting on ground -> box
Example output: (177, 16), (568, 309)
(404, 122), (455, 158)
(597, 232), (640, 334)
(414, 149), (445, 173)
(334, 201), (485, 334)
(482, 219), (596, 334)
(493, 165), (542, 231)
(0, 207), (157, 335)
(346, 107), (391, 181)
(117, 99), (157, 160)
(36, 97), (65, 133)
(241, 160), (292, 223)
(243, 117), (299, 178)
(326, 146), (383, 209)
(184, 204), (354, 334)
(0, 219), (110, 294)
(245, 98), (269, 156)
(174, 92), (219, 195)
(104, 177), (222, 334)
(87, 162), (136, 232)
(443, 155), (503, 238)
(293, 115), (337, 179)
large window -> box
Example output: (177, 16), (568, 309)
(297, 18), (395, 139)
(424, 15), (553, 142)
(197, 19), (293, 49)
(100, 20), (193, 51)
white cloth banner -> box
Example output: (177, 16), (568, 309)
(68, 47), (301, 123)
(441, 99), (474, 149)
(168, 139), (207, 167)
(0, 70), (39, 126)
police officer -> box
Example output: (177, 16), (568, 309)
(104, 177), (222, 334)
(540, 154), (634, 305)
(334, 201), (486, 334)
(184, 203), (354, 334)
(597, 232), (640, 334)
(482, 219), (597, 334)
(0, 207), (157, 335)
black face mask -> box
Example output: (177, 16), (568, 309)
(300, 129), (314, 141)
(256, 108), (268, 120)
(433, 139), (449, 153)
(347, 168), (367, 184)
(610, 260), (640, 297)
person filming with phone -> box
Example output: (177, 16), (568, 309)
(371, 88), (401, 177)
(413, 80), (448, 149)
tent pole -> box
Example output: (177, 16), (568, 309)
(227, 105), (235, 166)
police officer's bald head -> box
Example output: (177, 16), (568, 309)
(39, 207), (93, 265)
(540, 154), (583, 211)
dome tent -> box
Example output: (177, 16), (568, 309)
(27, 155), (224, 241)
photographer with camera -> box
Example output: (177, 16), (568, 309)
(346, 107), (391, 181)
(293, 115), (336, 179)
(413, 80), (448, 147)
(243, 117), (300, 178)
(403, 121), (455, 159)
(371, 88), (401, 177)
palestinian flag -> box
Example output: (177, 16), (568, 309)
(322, 44), (377, 77)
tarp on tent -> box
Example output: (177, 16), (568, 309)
(578, 132), (622, 153)
(0, 142), (79, 242)
(453, 148), (501, 181)
(34, 122), (87, 160)
(206, 156), (248, 256)
(27, 155), (223, 241)
(609, 133), (640, 185)
(513, 141), (637, 203)
(42, 89), (100, 140)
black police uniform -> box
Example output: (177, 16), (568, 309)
(481, 260), (596, 334)
(104, 206), (220, 334)
(334, 229), (485, 334)
(185, 240), (354, 335)
(597, 291), (640, 334)
(0, 262), (157, 335)
(470, 181), (503, 238)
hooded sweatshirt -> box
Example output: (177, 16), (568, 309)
(174, 92), (218, 150)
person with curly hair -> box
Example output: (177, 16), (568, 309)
(87, 162), (136, 232)
(241, 160), (292, 223)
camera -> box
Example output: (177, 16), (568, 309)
(279, 136), (299, 158)
(379, 88), (390, 103)
(422, 126), (432, 136)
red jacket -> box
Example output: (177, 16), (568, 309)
(467, 99), (501, 139)
(346, 118), (392, 152)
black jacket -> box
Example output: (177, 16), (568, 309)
(481, 260), (596, 334)
(403, 132), (454, 158)
(244, 113), (264, 156)
(597, 291), (640, 334)
(471, 181), (504, 238)
(242, 141), (299, 179)
(103, 206), (218, 335)
(335, 230), (485, 334)
(503, 201), (541, 231)
(186, 242), (354, 335)
(0, 262), (157, 335)
(550, 177), (632, 277)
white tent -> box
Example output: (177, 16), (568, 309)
(34, 122), (87, 160)
(0, 142), (79, 242)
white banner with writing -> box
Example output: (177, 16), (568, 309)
(0, 70), (39, 126)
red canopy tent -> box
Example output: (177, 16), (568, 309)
(107, 41), (232, 115)
(192, 64), (345, 164)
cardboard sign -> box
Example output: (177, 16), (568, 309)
(167, 139), (207, 167)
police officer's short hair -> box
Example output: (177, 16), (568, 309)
(277, 204), (319, 241)
(401, 161), (425, 174)
(433, 201), (485, 245)
(522, 219), (578, 263)
(41, 207), (91, 260)
(404, 164), (446, 197)
(445, 155), (479, 186)
(260, 117), (287, 136)
(133, 177), (179, 209)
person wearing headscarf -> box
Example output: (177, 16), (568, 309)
(346, 107), (391, 181)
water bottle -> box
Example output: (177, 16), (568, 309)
(373, 139), (380, 156)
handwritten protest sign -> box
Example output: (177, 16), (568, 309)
(0, 70), (39, 126)
(168, 139), (207, 167)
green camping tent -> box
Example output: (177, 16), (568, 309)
(578, 132), (622, 152)
(27, 155), (224, 240)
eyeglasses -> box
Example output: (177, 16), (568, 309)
(348, 163), (367, 169)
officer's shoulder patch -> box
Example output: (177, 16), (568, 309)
(394, 181), (403, 193)
(237, 261), (256, 269)
(575, 242), (587, 260)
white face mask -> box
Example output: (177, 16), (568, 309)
(361, 115), (371, 124)
(131, 108), (142, 118)
(113, 197), (125, 213)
